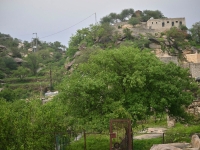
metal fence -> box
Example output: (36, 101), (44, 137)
(1, 131), (198, 150)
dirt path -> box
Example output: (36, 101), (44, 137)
(134, 127), (167, 140)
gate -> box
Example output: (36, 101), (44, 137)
(109, 119), (133, 150)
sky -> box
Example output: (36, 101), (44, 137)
(0, 0), (200, 47)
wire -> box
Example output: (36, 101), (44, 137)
(40, 13), (95, 39)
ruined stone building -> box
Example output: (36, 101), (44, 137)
(146, 18), (186, 30)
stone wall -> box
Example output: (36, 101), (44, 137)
(147, 18), (186, 30)
(158, 56), (178, 65)
(160, 59), (200, 78)
(185, 53), (200, 63)
(188, 100), (200, 116)
(189, 63), (200, 78)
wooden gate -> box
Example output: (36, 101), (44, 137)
(109, 119), (133, 150)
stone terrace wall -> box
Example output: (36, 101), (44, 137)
(188, 100), (200, 116)
(158, 56), (178, 65)
(189, 63), (200, 78)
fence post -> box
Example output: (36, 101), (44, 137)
(84, 131), (86, 150)
(132, 133), (134, 150)
(162, 133), (165, 144)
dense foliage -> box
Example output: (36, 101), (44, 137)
(100, 8), (164, 24)
(0, 8), (200, 149)
(190, 21), (200, 45)
(0, 98), (68, 149)
(60, 46), (197, 131)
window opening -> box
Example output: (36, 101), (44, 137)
(180, 21), (182, 25)
(172, 22), (174, 26)
(167, 21), (169, 23)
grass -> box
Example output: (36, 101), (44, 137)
(134, 138), (163, 150)
(67, 134), (109, 150)
(66, 117), (200, 150)
(164, 122), (200, 143)
(67, 134), (163, 150)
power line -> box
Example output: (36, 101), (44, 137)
(40, 13), (96, 39)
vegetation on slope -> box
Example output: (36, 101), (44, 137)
(0, 8), (200, 149)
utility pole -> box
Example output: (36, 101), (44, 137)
(50, 65), (53, 91)
(95, 13), (97, 24)
(33, 33), (37, 52)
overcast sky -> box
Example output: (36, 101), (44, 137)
(0, 0), (200, 47)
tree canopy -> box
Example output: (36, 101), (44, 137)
(60, 46), (197, 130)
(190, 21), (200, 44)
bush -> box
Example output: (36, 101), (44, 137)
(128, 17), (140, 26)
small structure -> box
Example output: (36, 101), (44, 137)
(147, 18), (186, 30)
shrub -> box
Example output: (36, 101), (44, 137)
(128, 17), (140, 26)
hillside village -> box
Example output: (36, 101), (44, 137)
(0, 8), (200, 150)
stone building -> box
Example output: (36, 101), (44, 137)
(146, 18), (186, 30)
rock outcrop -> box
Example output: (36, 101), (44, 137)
(150, 144), (182, 150)
(149, 135), (200, 150)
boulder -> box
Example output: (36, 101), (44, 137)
(150, 144), (182, 150)
(73, 51), (81, 58)
(167, 115), (175, 128)
(149, 43), (161, 49)
(28, 48), (33, 52)
(191, 134), (200, 149)
(65, 60), (75, 70)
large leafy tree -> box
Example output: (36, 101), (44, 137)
(165, 27), (189, 61)
(141, 10), (164, 22)
(60, 46), (197, 130)
(120, 8), (135, 20)
(190, 21), (200, 44)
(67, 24), (114, 59)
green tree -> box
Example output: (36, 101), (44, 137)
(12, 66), (29, 80)
(109, 12), (118, 23)
(100, 15), (112, 24)
(190, 21), (200, 44)
(60, 46), (196, 130)
(0, 88), (17, 102)
(165, 27), (188, 60)
(119, 9), (135, 21)
(11, 48), (22, 58)
(141, 10), (164, 22)
(128, 17), (140, 26)
(0, 57), (17, 74)
(123, 28), (133, 40)
(67, 24), (114, 59)
(25, 53), (40, 76)
(0, 98), (69, 149)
